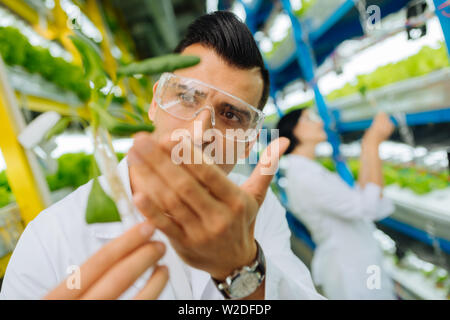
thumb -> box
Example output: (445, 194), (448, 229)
(241, 137), (290, 206)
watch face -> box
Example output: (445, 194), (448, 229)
(229, 272), (261, 299)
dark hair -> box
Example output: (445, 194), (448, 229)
(174, 11), (269, 110)
(276, 109), (305, 154)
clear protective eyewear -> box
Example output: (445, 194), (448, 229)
(306, 109), (322, 123)
(155, 72), (265, 142)
(300, 108), (322, 123)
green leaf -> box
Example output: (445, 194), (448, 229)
(44, 117), (71, 141)
(107, 122), (155, 136)
(86, 178), (121, 224)
(0, 186), (12, 208)
(0, 26), (90, 101)
(90, 102), (154, 136)
(117, 54), (200, 76)
(69, 33), (107, 90)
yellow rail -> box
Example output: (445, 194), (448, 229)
(0, 253), (12, 278)
(0, 0), (40, 26)
(16, 93), (90, 120)
(0, 61), (47, 226)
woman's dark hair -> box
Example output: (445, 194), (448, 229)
(276, 108), (305, 154)
(174, 11), (269, 110)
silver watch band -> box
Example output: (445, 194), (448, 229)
(212, 240), (266, 299)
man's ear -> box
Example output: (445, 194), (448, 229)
(148, 81), (159, 121)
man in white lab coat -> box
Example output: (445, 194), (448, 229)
(0, 12), (323, 300)
(278, 109), (396, 299)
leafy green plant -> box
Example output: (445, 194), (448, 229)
(293, 0), (317, 17)
(0, 25), (201, 223)
(0, 171), (11, 192)
(0, 152), (128, 209)
(0, 186), (12, 208)
(0, 26), (90, 101)
(57, 31), (199, 226)
(317, 158), (450, 195)
(327, 43), (449, 101)
(264, 38), (448, 101)
(46, 152), (93, 191)
(263, 1), (316, 59)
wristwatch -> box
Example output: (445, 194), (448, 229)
(212, 240), (266, 299)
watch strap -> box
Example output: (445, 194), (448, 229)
(213, 240), (266, 299)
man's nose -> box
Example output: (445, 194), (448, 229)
(190, 107), (215, 147)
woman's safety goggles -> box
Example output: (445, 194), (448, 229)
(155, 73), (265, 142)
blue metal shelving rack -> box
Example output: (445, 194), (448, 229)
(435, 0), (450, 55)
(222, 0), (450, 253)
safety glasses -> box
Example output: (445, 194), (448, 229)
(155, 72), (265, 142)
(306, 109), (322, 123)
(300, 108), (322, 123)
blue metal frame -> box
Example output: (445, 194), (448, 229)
(280, 0), (355, 186)
(286, 211), (316, 250)
(281, 178), (450, 254)
(237, 0), (450, 253)
(433, 0), (450, 57)
(309, 0), (357, 42)
(262, 0), (414, 91)
(286, 212), (450, 254)
(238, 0), (274, 34)
(379, 217), (450, 254)
(336, 107), (450, 133)
(218, 0), (234, 10)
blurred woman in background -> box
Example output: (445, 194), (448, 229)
(277, 109), (396, 299)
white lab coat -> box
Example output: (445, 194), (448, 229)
(0, 157), (324, 300)
(284, 154), (396, 300)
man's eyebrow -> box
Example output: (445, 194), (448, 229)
(223, 103), (252, 121)
(176, 83), (207, 98)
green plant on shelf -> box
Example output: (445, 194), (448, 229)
(264, 44), (448, 126)
(263, 29), (292, 60)
(317, 158), (449, 195)
(58, 31), (199, 226)
(0, 186), (12, 208)
(264, 37), (448, 105)
(327, 42), (449, 101)
(0, 171), (11, 192)
(0, 26), (91, 101)
(0, 26), (144, 105)
(293, 0), (317, 17)
(0, 152), (124, 210)
(263, 0), (316, 59)
(0, 26), (200, 225)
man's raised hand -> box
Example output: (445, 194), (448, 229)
(128, 133), (289, 282)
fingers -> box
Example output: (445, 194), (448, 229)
(241, 137), (290, 205)
(81, 241), (166, 300)
(371, 112), (395, 139)
(133, 192), (185, 242)
(130, 133), (223, 223)
(45, 221), (156, 300)
(130, 153), (201, 236)
(137, 132), (240, 207)
(176, 138), (242, 206)
(374, 112), (392, 126)
(134, 265), (169, 300)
